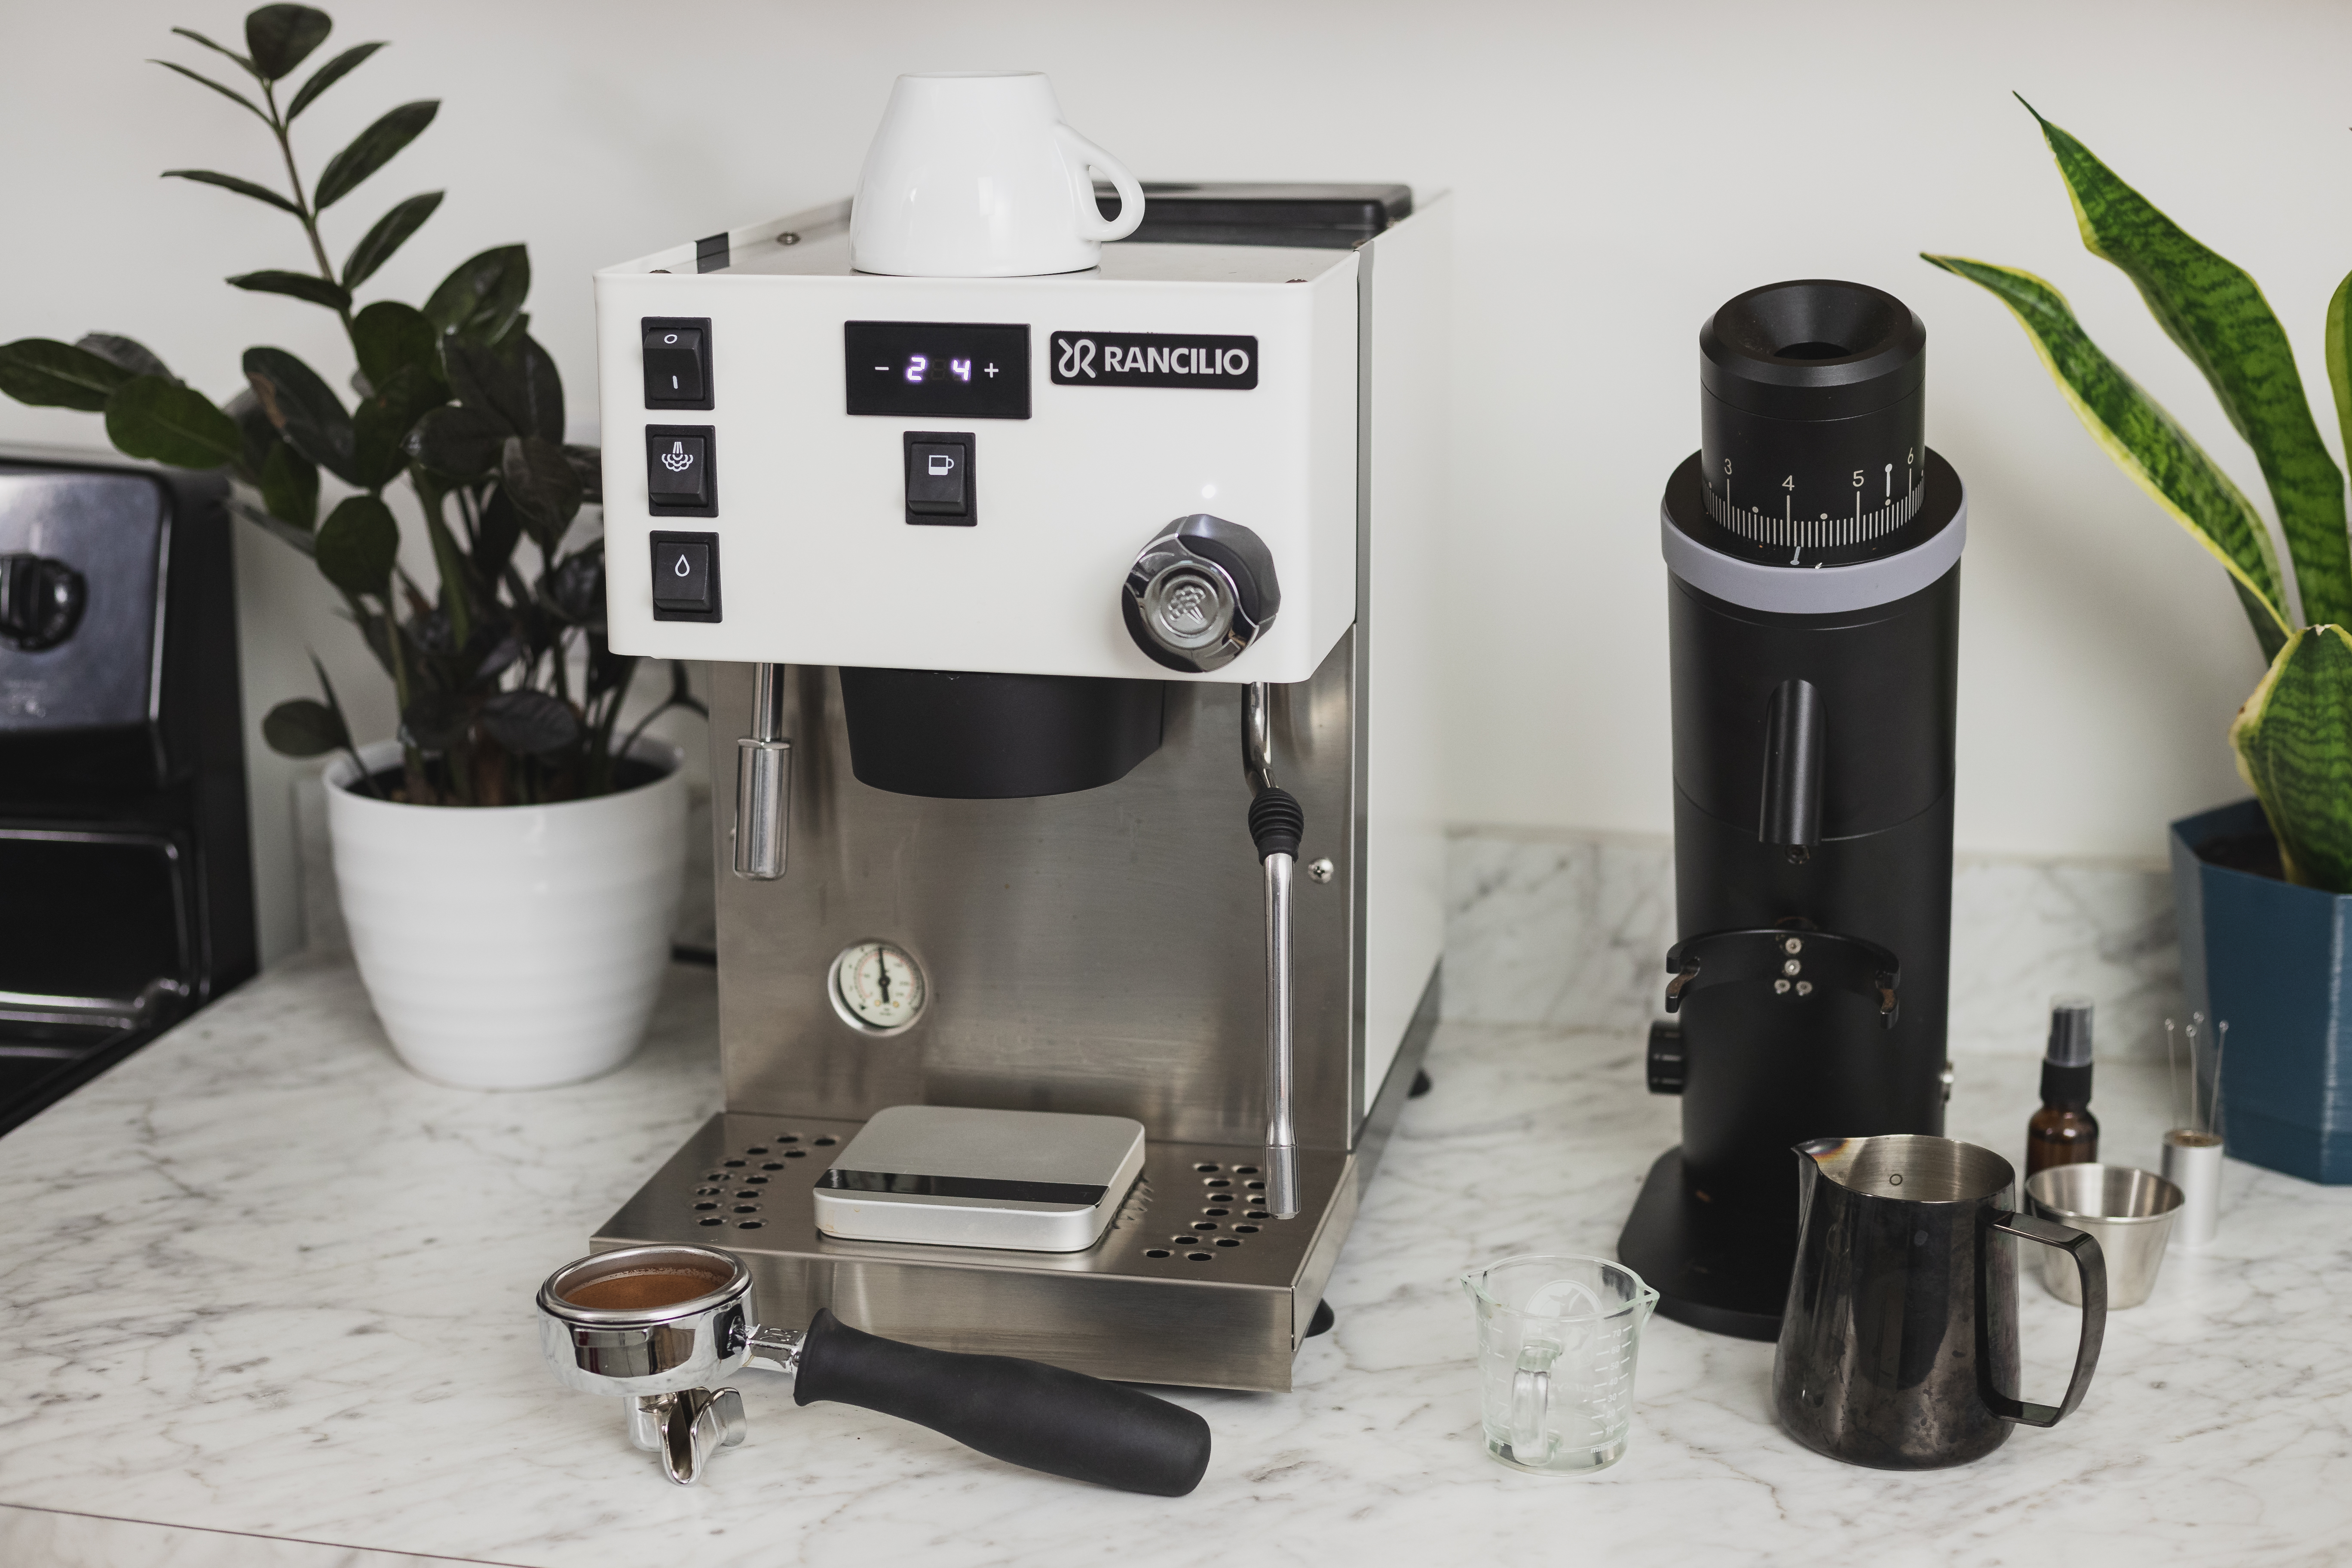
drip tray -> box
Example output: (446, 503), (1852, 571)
(592, 1111), (1357, 1391)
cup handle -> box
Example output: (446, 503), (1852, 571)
(1058, 124), (1145, 242)
(1987, 1210), (2107, 1427)
(1509, 1363), (1550, 1460)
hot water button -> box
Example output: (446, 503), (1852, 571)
(649, 531), (721, 622)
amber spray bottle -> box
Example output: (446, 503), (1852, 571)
(2027, 996), (2098, 1177)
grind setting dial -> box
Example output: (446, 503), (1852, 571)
(831, 940), (925, 1034)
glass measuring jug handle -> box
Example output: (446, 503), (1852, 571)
(1509, 1348), (1554, 1462)
(1987, 1210), (2107, 1427)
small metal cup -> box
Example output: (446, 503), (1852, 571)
(2025, 1165), (2183, 1310)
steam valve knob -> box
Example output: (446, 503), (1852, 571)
(1122, 514), (1280, 673)
(0, 553), (86, 652)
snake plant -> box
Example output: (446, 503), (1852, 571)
(1923, 99), (2352, 893)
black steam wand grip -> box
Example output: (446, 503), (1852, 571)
(791, 1310), (1212, 1496)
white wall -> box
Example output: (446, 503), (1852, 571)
(8, 0), (2347, 953)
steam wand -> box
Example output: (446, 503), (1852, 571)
(1243, 683), (1302, 1219)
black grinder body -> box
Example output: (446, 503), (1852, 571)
(1619, 281), (1964, 1340)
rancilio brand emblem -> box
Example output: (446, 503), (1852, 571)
(1051, 331), (1258, 390)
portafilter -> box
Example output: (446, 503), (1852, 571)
(536, 1243), (1210, 1494)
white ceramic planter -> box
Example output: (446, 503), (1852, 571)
(323, 738), (688, 1089)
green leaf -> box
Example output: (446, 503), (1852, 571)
(421, 245), (529, 344)
(227, 270), (353, 311)
(75, 334), (175, 383)
(473, 484), (522, 579)
(245, 5), (331, 80)
(160, 168), (300, 216)
(314, 494), (400, 596)
(481, 689), (580, 756)
(500, 433), (583, 548)
(2023, 99), (2352, 631)
(102, 377), (241, 469)
(0, 338), (134, 411)
(170, 26), (257, 76)
(285, 40), (384, 121)
(445, 332), (563, 443)
(352, 363), (448, 489)
(421, 499), (474, 652)
(351, 300), (444, 394)
(2232, 625), (2352, 892)
(259, 439), (319, 529)
(2327, 269), (2352, 548)
(150, 59), (271, 123)
(405, 404), (506, 481)
(243, 346), (358, 483)
(342, 191), (443, 289)
(261, 697), (347, 756)
(1921, 254), (2292, 652)
(227, 492), (317, 556)
(312, 100), (438, 212)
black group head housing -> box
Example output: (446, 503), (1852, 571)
(1698, 280), (1930, 565)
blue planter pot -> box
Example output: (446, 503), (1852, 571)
(2170, 799), (2352, 1183)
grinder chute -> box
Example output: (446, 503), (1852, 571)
(1618, 279), (1966, 1341)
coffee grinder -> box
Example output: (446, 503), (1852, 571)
(1617, 280), (1964, 1340)
(588, 183), (1447, 1390)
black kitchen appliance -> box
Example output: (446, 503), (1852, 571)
(1617, 281), (1964, 1340)
(0, 451), (254, 1136)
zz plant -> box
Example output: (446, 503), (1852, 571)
(1925, 99), (2352, 894)
(0, 4), (698, 805)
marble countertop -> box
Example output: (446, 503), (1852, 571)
(2, 951), (2348, 1568)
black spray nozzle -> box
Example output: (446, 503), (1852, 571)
(1249, 787), (1304, 862)
(2046, 996), (2094, 1067)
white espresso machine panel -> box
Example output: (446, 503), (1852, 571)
(596, 205), (1362, 684)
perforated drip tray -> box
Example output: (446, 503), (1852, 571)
(593, 1112), (1359, 1391)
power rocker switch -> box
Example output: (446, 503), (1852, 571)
(650, 531), (721, 623)
(904, 431), (974, 526)
(643, 316), (713, 410)
(647, 425), (717, 517)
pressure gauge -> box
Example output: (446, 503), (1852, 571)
(830, 940), (925, 1035)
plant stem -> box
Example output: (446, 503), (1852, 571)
(255, 77), (351, 337)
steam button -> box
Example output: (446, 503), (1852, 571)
(648, 435), (710, 506)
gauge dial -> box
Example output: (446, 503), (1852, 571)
(831, 941), (925, 1033)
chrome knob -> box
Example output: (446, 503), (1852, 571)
(1121, 515), (1280, 673)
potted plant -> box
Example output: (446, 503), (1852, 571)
(0, 4), (702, 1090)
(1923, 99), (2352, 1181)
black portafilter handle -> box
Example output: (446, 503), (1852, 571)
(792, 1309), (1212, 1497)
(1249, 787), (1304, 860)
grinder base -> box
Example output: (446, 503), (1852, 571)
(1617, 1147), (1793, 1341)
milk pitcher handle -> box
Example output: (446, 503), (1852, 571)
(1987, 1210), (2107, 1427)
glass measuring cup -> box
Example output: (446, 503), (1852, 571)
(1461, 1255), (1658, 1475)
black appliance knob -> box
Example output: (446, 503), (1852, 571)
(1121, 514), (1280, 673)
(1647, 1019), (1685, 1094)
(0, 553), (87, 651)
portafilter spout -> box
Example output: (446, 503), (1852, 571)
(1243, 683), (1303, 1220)
(537, 1244), (1211, 1494)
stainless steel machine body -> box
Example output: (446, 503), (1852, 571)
(593, 187), (1449, 1391)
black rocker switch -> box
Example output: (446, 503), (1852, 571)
(646, 426), (716, 515)
(642, 318), (713, 410)
(904, 431), (974, 525)
(650, 531), (720, 622)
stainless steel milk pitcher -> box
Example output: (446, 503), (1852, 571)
(1773, 1134), (2106, 1468)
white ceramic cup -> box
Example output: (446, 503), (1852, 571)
(850, 72), (1144, 277)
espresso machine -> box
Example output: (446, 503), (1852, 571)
(590, 184), (1447, 1391)
(1617, 281), (1964, 1340)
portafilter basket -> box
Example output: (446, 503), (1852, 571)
(536, 1243), (1211, 1494)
